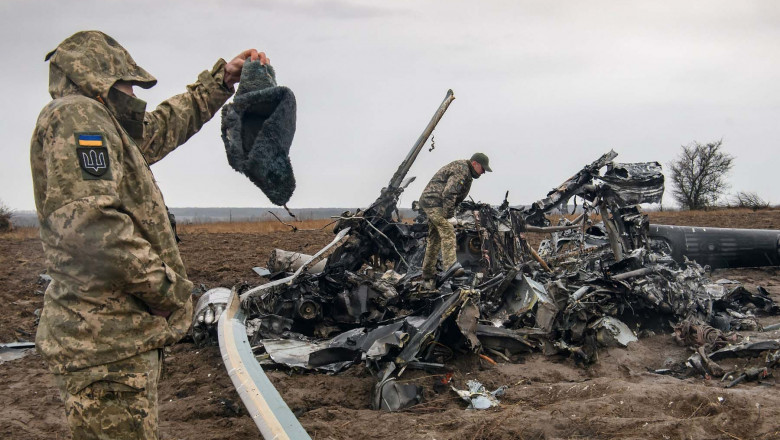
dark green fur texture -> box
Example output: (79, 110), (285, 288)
(221, 61), (296, 205)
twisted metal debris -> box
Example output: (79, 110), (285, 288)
(200, 91), (780, 424)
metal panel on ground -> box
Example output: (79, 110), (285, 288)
(218, 289), (311, 440)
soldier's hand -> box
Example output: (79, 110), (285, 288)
(224, 49), (270, 88)
(150, 308), (172, 319)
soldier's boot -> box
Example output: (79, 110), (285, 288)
(437, 262), (465, 285)
(421, 264), (437, 290)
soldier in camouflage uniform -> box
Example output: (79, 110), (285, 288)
(419, 153), (491, 286)
(30, 31), (268, 439)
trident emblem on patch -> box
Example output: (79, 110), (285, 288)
(77, 146), (110, 177)
(75, 132), (110, 179)
(82, 149), (107, 173)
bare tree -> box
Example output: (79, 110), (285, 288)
(668, 140), (734, 210)
(730, 191), (770, 210)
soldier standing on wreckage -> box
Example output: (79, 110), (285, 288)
(30, 31), (268, 439)
(419, 153), (491, 288)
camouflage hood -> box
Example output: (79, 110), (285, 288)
(46, 30), (156, 101)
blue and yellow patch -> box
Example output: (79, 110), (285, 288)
(74, 132), (111, 180)
(77, 133), (103, 147)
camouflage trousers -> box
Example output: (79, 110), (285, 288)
(52, 349), (162, 440)
(422, 206), (457, 279)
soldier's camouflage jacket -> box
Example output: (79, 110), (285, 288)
(30, 31), (233, 373)
(419, 160), (478, 218)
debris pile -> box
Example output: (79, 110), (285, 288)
(197, 92), (780, 418)
(195, 147), (780, 414)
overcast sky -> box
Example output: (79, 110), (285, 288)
(2, 0), (779, 212)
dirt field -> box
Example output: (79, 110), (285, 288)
(1, 209), (779, 439)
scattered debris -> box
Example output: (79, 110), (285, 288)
(451, 380), (507, 410)
(0, 342), (36, 364)
(726, 367), (770, 388)
(763, 322), (780, 332)
(591, 316), (638, 347)
(710, 340), (780, 360)
(373, 371), (422, 411)
(252, 267), (272, 278)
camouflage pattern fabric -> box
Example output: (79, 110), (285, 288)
(53, 349), (161, 440)
(421, 207), (457, 280)
(30, 30), (234, 374)
(418, 159), (475, 218)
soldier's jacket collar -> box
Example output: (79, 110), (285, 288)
(105, 87), (147, 142)
(46, 31), (156, 103)
(469, 161), (481, 179)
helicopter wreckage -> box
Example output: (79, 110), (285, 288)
(193, 91), (780, 438)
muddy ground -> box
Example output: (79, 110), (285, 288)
(1, 209), (779, 439)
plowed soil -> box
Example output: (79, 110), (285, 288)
(1, 208), (779, 440)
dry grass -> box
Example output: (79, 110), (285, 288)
(545, 213), (603, 223)
(178, 219), (338, 234)
(0, 214), (599, 242)
(0, 227), (39, 240)
(0, 220), (339, 240)
(9, 208), (779, 239)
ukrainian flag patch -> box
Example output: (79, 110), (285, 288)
(74, 132), (111, 180)
(77, 133), (104, 147)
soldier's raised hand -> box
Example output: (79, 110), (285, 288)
(224, 49), (269, 88)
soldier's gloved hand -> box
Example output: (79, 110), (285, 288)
(191, 287), (231, 345)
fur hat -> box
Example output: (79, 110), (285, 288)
(221, 61), (296, 205)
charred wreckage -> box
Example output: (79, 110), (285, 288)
(201, 86), (780, 438)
